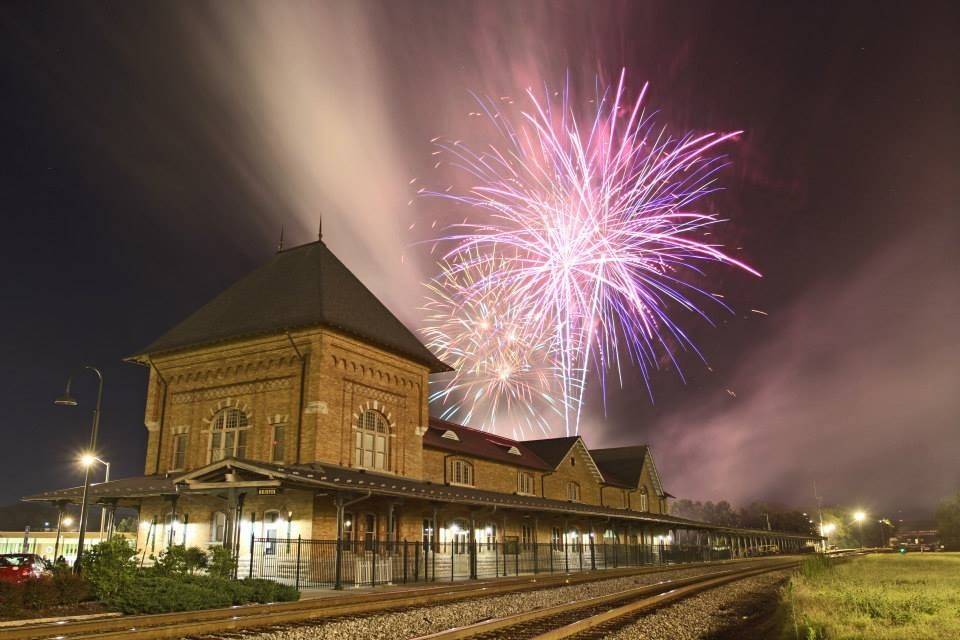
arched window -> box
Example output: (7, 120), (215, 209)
(566, 481), (581, 502)
(639, 487), (649, 512)
(208, 408), (250, 462)
(209, 511), (227, 544)
(354, 409), (389, 470)
(450, 459), (474, 486)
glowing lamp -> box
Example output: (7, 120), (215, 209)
(853, 511), (866, 522)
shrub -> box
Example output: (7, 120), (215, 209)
(206, 546), (236, 579)
(105, 576), (233, 614)
(151, 545), (208, 576)
(238, 578), (300, 603)
(0, 571), (94, 618)
(81, 537), (138, 600)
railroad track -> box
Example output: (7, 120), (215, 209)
(412, 559), (800, 640)
(1, 557), (795, 640)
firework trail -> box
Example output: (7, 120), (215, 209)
(424, 69), (759, 436)
(421, 251), (565, 439)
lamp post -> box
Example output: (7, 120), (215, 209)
(853, 511), (866, 549)
(54, 366), (104, 573)
(82, 455), (111, 541)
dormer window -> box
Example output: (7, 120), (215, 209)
(441, 430), (460, 441)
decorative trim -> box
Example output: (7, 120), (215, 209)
(172, 378), (293, 405)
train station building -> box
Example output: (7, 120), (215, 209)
(25, 238), (818, 586)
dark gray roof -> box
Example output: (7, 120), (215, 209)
(23, 475), (176, 502)
(590, 446), (650, 487)
(523, 436), (581, 468)
(422, 418), (553, 471)
(132, 240), (452, 373)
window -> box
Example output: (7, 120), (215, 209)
(450, 459), (474, 486)
(363, 514), (376, 551)
(264, 510), (280, 555)
(517, 471), (535, 495)
(570, 456), (576, 467)
(551, 527), (562, 551)
(520, 524), (534, 549)
(271, 424), (286, 462)
(162, 512), (180, 547)
(354, 410), (389, 470)
(449, 519), (469, 553)
(171, 432), (188, 470)
(209, 511), (227, 544)
(639, 487), (649, 512)
(208, 408), (250, 462)
(343, 513), (354, 545)
(567, 481), (581, 502)
(441, 429), (460, 441)
(479, 523), (496, 551)
(422, 518), (434, 552)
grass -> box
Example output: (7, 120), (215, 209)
(782, 553), (960, 639)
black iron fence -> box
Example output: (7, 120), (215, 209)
(242, 537), (735, 589)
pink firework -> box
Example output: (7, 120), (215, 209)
(425, 70), (759, 436)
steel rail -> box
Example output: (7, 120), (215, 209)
(0, 558), (777, 640)
(412, 559), (799, 640)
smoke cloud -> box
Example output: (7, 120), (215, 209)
(651, 218), (960, 512)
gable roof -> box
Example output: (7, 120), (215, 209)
(422, 418), (553, 470)
(589, 446), (649, 486)
(131, 240), (452, 373)
(521, 436), (581, 467)
(590, 445), (666, 496)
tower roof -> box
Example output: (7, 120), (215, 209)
(132, 240), (452, 373)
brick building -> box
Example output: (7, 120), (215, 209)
(26, 238), (815, 585)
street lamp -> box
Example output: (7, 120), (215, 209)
(83, 456), (111, 540)
(54, 366), (104, 573)
(853, 511), (866, 549)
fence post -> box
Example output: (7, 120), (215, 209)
(403, 539), (409, 584)
(248, 532), (254, 579)
(564, 542), (569, 573)
(469, 537), (477, 579)
(590, 536), (596, 571)
(294, 535), (302, 590)
(514, 543), (519, 576)
(450, 543), (455, 582)
(533, 542), (539, 575)
(372, 538), (378, 587)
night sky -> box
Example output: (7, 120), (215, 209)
(1, 1), (956, 517)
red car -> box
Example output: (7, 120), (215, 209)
(0, 554), (49, 584)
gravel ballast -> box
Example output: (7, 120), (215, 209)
(600, 569), (792, 640)
(233, 563), (782, 640)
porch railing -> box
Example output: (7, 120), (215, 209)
(242, 537), (737, 589)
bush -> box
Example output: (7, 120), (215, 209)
(105, 576), (233, 614)
(206, 546), (236, 579)
(81, 537), (138, 600)
(151, 545), (208, 576)
(0, 570), (94, 618)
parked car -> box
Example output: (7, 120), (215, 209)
(0, 554), (49, 584)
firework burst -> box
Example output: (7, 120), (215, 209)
(423, 70), (759, 436)
(421, 251), (565, 438)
